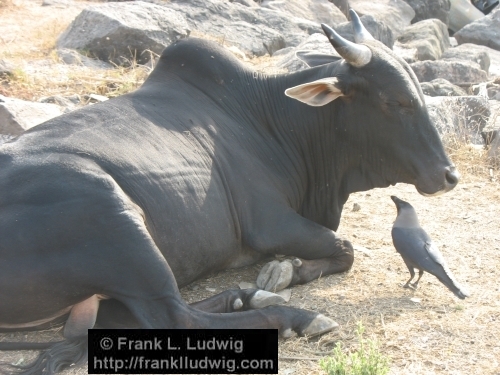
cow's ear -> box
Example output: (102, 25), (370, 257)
(296, 51), (342, 67)
(285, 78), (343, 107)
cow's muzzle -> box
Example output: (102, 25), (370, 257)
(417, 165), (460, 197)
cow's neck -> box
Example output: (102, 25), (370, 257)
(248, 66), (394, 231)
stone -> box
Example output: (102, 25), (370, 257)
(420, 78), (467, 96)
(230, 0), (258, 7)
(57, 48), (113, 70)
(57, 2), (190, 65)
(260, 0), (347, 26)
(277, 33), (338, 72)
(349, 0), (415, 38)
(42, 0), (73, 7)
(39, 96), (78, 113)
(163, 0), (322, 57)
(0, 59), (15, 77)
(276, 14), (394, 72)
(454, 7), (500, 51)
(401, 0), (451, 26)
(335, 14), (394, 48)
(410, 60), (489, 85)
(0, 95), (64, 136)
(441, 43), (490, 73)
(425, 95), (491, 144)
(397, 19), (450, 61)
(449, 0), (484, 32)
(393, 41), (419, 63)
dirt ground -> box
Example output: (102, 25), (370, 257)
(1, 1), (500, 374)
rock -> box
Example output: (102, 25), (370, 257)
(454, 7), (500, 51)
(401, 0), (451, 26)
(410, 60), (489, 85)
(449, 0), (484, 32)
(441, 43), (490, 73)
(335, 14), (394, 48)
(230, 0), (258, 7)
(0, 134), (15, 146)
(0, 95), (64, 136)
(260, 0), (347, 26)
(330, 0), (349, 18)
(57, 48), (113, 69)
(488, 83), (500, 100)
(393, 41), (419, 63)
(277, 33), (338, 72)
(163, 0), (322, 57)
(42, 0), (73, 7)
(349, 0), (415, 38)
(39, 95), (78, 112)
(425, 95), (491, 144)
(420, 78), (467, 96)
(397, 19), (450, 61)
(0, 59), (15, 77)
(488, 134), (500, 164)
(57, 2), (190, 65)
(276, 15), (394, 72)
(482, 129), (498, 146)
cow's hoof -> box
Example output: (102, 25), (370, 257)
(233, 298), (244, 310)
(249, 290), (286, 309)
(302, 314), (339, 337)
(256, 259), (294, 292)
(281, 328), (297, 338)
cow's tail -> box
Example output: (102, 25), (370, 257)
(0, 336), (87, 375)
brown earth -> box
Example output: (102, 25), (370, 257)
(1, 1), (499, 374)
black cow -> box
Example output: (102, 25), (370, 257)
(0, 12), (458, 374)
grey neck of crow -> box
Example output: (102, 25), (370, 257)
(145, 43), (405, 231)
(394, 205), (421, 228)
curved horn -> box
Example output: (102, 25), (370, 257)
(321, 23), (372, 68)
(349, 9), (375, 43)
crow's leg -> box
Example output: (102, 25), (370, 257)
(411, 269), (424, 289)
(402, 267), (416, 289)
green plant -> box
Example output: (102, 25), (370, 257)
(320, 322), (390, 375)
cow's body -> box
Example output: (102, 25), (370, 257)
(0, 14), (459, 374)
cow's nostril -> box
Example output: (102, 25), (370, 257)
(445, 166), (460, 186)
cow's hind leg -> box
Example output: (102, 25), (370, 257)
(96, 289), (285, 328)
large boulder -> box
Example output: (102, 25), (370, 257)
(335, 14), (394, 48)
(163, 0), (322, 56)
(349, 0), (415, 38)
(410, 60), (489, 85)
(57, 48), (113, 69)
(454, 8), (500, 51)
(277, 33), (338, 72)
(397, 19), (450, 61)
(276, 15), (394, 72)
(441, 43), (490, 74)
(426, 95), (491, 144)
(0, 95), (64, 136)
(420, 78), (467, 97)
(260, 0), (348, 25)
(401, 0), (450, 26)
(57, 1), (190, 65)
(448, 0), (484, 32)
(0, 59), (15, 77)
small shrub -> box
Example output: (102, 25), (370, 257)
(320, 322), (390, 375)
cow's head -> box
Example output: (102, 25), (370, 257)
(285, 10), (459, 196)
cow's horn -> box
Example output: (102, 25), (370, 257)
(349, 9), (375, 43)
(321, 23), (372, 68)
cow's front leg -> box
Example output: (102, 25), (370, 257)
(250, 210), (354, 292)
(190, 289), (285, 312)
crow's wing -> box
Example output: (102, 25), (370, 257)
(391, 227), (435, 270)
